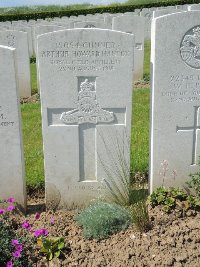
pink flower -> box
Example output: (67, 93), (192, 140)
(15, 244), (23, 252)
(6, 261), (13, 267)
(0, 209), (5, 214)
(50, 217), (55, 225)
(7, 197), (15, 203)
(35, 212), (40, 220)
(11, 239), (19, 246)
(21, 221), (32, 230)
(12, 251), (21, 258)
(7, 205), (15, 211)
(34, 228), (48, 237)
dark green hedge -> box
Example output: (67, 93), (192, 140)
(0, 0), (199, 22)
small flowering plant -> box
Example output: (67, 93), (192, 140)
(0, 198), (31, 267)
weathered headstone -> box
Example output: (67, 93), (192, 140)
(0, 45), (26, 210)
(188, 4), (200, 11)
(112, 15), (145, 81)
(0, 30), (31, 97)
(34, 25), (66, 54)
(150, 11), (200, 192)
(140, 9), (153, 40)
(38, 29), (134, 209)
(152, 8), (182, 19)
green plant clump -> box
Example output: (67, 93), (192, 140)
(37, 237), (65, 261)
(148, 186), (200, 213)
(187, 174), (200, 197)
(76, 201), (132, 240)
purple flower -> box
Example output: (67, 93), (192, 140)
(6, 261), (13, 267)
(15, 244), (23, 252)
(21, 221), (32, 230)
(0, 209), (5, 214)
(34, 228), (48, 237)
(7, 205), (15, 211)
(7, 197), (15, 203)
(35, 212), (40, 220)
(12, 251), (21, 258)
(11, 239), (19, 246)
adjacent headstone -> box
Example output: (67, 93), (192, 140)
(0, 30), (31, 97)
(150, 11), (200, 192)
(0, 45), (26, 210)
(34, 25), (66, 54)
(152, 8), (182, 18)
(38, 29), (134, 209)
(188, 4), (200, 11)
(112, 15), (145, 81)
(12, 25), (34, 57)
(140, 9), (153, 40)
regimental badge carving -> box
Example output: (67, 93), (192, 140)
(60, 78), (115, 124)
(84, 24), (96, 28)
(6, 34), (15, 47)
(180, 26), (200, 69)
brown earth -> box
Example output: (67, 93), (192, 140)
(12, 193), (200, 267)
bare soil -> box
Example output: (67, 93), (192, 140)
(13, 192), (200, 267)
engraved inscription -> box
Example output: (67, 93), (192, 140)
(176, 106), (200, 165)
(61, 78), (114, 125)
(0, 106), (14, 127)
(41, 41), (131, 72)
(6, 34), (15, 47)
(180, 26), (200, 69)
(84, 24), (96, 28)
(161, 74), (200, 103)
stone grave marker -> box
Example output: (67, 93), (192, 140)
(152, 8), (182, 19)
(140, 9), (153, 40)
(0, 30), (31, 97)
(34, 25), (66, 54)
(112, 15), (145, 81)
(0, 45), (26, 210)
(188, 4), (200, 11)
(150, 11), (200, 192)
(38, 29), (134, 209)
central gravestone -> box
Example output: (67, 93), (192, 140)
(38, 29), (134, 209)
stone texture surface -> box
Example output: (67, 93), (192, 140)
(0, 30), (31, 97)
(38, 29), (134, 208)
(150, 11), (200, 192)
(112, 15), (145, 81)
(0, 45), (26, 210)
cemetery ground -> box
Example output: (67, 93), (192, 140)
(1, 42), (200, 267)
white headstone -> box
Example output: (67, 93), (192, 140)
(38, 29), (134, 209)
(188, 4), (200, 11)
(34, 25), (66, 54)
(0, 30), (31, 97)
(150, 11), (200, 192)
(140, 9), (153, 40)
(0, 45), (26, 210)
(112, 15), (145, 81)
(152, 8), (182, 19)
(12, 25), (34, 57)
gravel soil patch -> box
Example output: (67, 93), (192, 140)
(13, 194), (200, 267)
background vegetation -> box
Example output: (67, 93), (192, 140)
(0, 0), (198, 21)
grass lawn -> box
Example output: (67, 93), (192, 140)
(23, 42), (150, 190)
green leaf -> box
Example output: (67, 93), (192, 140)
(58, 242), (65, 250)
(55, 250), (60, 258)
(43, 238), (51, 249)
(47, 252), (53, 261)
